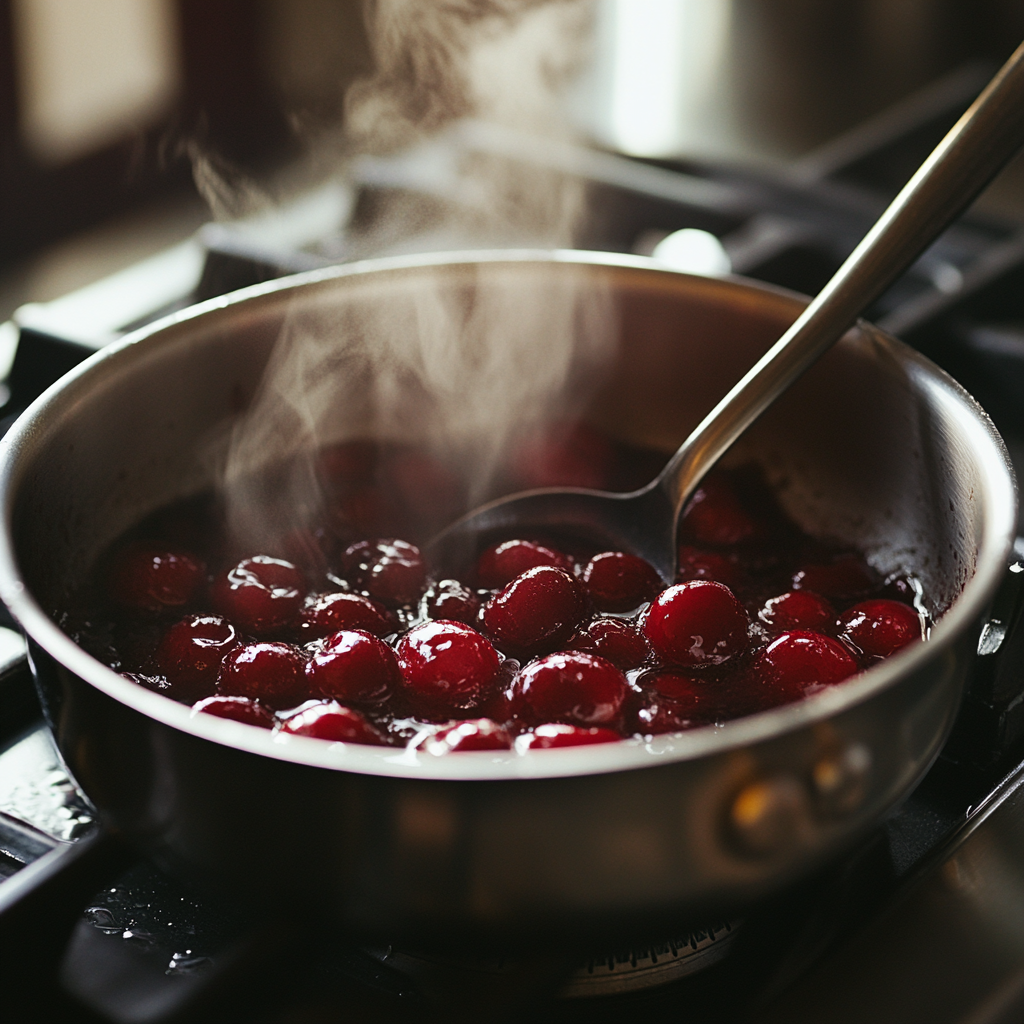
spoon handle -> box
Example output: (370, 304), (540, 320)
(657, 39), (1024, 522)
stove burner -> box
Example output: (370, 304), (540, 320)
(363, 920), (741, 999)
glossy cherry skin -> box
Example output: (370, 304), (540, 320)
(755, 630), (859, 699)
(344, 539), (426, 606)
(792, 557), (879, 600)
(211, 556), (305, 635)
(423, 580), (480, 625)
(109, 543), (205, 612)
(191, 695), (274, 728)
(217, 641), (309, 709)
(396, 621), (500, 714)
(279, 701), (385, 743)
(568, 618), (652, 670)
(840, 599), (920, 657)
(760, 590), (835, 631)
(516, 723), (621, 749)
(477, 539), (573, 590)
(481, 566), (588, 657)
(510, 652), (628, 728)
(300, 592), (397, 640)
(306, 629), (400, 705)
(156, 614), (238, 699)
(421, 718), (512, 754)
(582, 551), (661, 612)
(642, 580), (750, 667)
(679, 477), (761, 546)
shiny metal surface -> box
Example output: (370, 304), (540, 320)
(435, 43), (1024, 584)
(0, 253), (1016, 938)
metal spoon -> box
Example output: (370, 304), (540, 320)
(431, 42), (1024, 583)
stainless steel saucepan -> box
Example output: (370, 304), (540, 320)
(0, 251), (1016, 943)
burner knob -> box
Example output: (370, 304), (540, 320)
(728, 775), (811, 856)
(811, 743), (872, 816)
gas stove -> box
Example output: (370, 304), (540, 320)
(1, 65), (1023, 1023)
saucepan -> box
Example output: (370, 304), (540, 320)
(0, 251), (1016, 945)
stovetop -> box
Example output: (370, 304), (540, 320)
(1, 66), (1023, 1023)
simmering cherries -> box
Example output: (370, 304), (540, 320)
(87, 447), (929, 751)
(397, 621), (500, 714)
(482, 566), (587, 657)
(642, 580), (749, 667)
(212, 556), (304, 634)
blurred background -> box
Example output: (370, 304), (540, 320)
(1, 0), (1023, 320)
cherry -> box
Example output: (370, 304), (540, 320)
(344, 539), (426, 606)
(510, 652), (628, 727)
(396, 621), (500, 714)
(840, 599), (920, 657)
(109, 543), (205, 612)
(792, 556), (879, 600)
(679, 477), (761, 546)
(568, 618), (651, 670)
(300, 592), (396, 640)
(755, 630), (859, 699)
(191, 695), (274, 728)
(760, 590), (835, 631)
(582, 551), (661, 612)
(218, 641), (309, 709)
(279, 700), (385, 744)
(421, 719), (512, 754)
(512, 423), (615, 490)
(676, 546), (743, 589)
(156, 614), (238, 699)
(306, 629), (400, 705)
(423, 579), (480, 625)
(476, 539), (573, 590)
(642, 581), (749, 667)
(481, 566), (588, 657)
(517, 724), (621, 749)
(211, 556), (305, 635)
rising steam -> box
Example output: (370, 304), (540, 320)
(220, 0), (614, 551)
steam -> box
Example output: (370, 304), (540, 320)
(221, 0), (614, 551)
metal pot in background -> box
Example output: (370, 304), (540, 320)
(0, 252), (1016, 944)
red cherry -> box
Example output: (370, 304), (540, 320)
(279, 701), (385, 744)
(581, 551), (661, 612)
(396, 621), (500, 714)
(840, 599), (920, 657)
(568, 618), (652, 670)
(477, 540), (573, 590)
(421, 719), (512, 754)
(676, 546), (743, 589)
(512, 423), (615, 490)
(680, 477), (761, 546)
(760, 590), (835, 631)
(218, 641), (309, 709)
(300, 592), (397, 640)
(642, 581), (749, 667)
(344, 539), (426, 606)
(109, 543), (205, 612)
(792, 557), (879, 600)
(481, 566), (588, 657)
(156, 614), (238, 700)
(211, 556), (305, 634)
(517, 724), (621, 749)
(306, 629), (400, 705)
(191, 695), (274, 728)
(510, 652), (628, 727)
(424, 579), (481, 625)
(755, 630), (859, 698)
